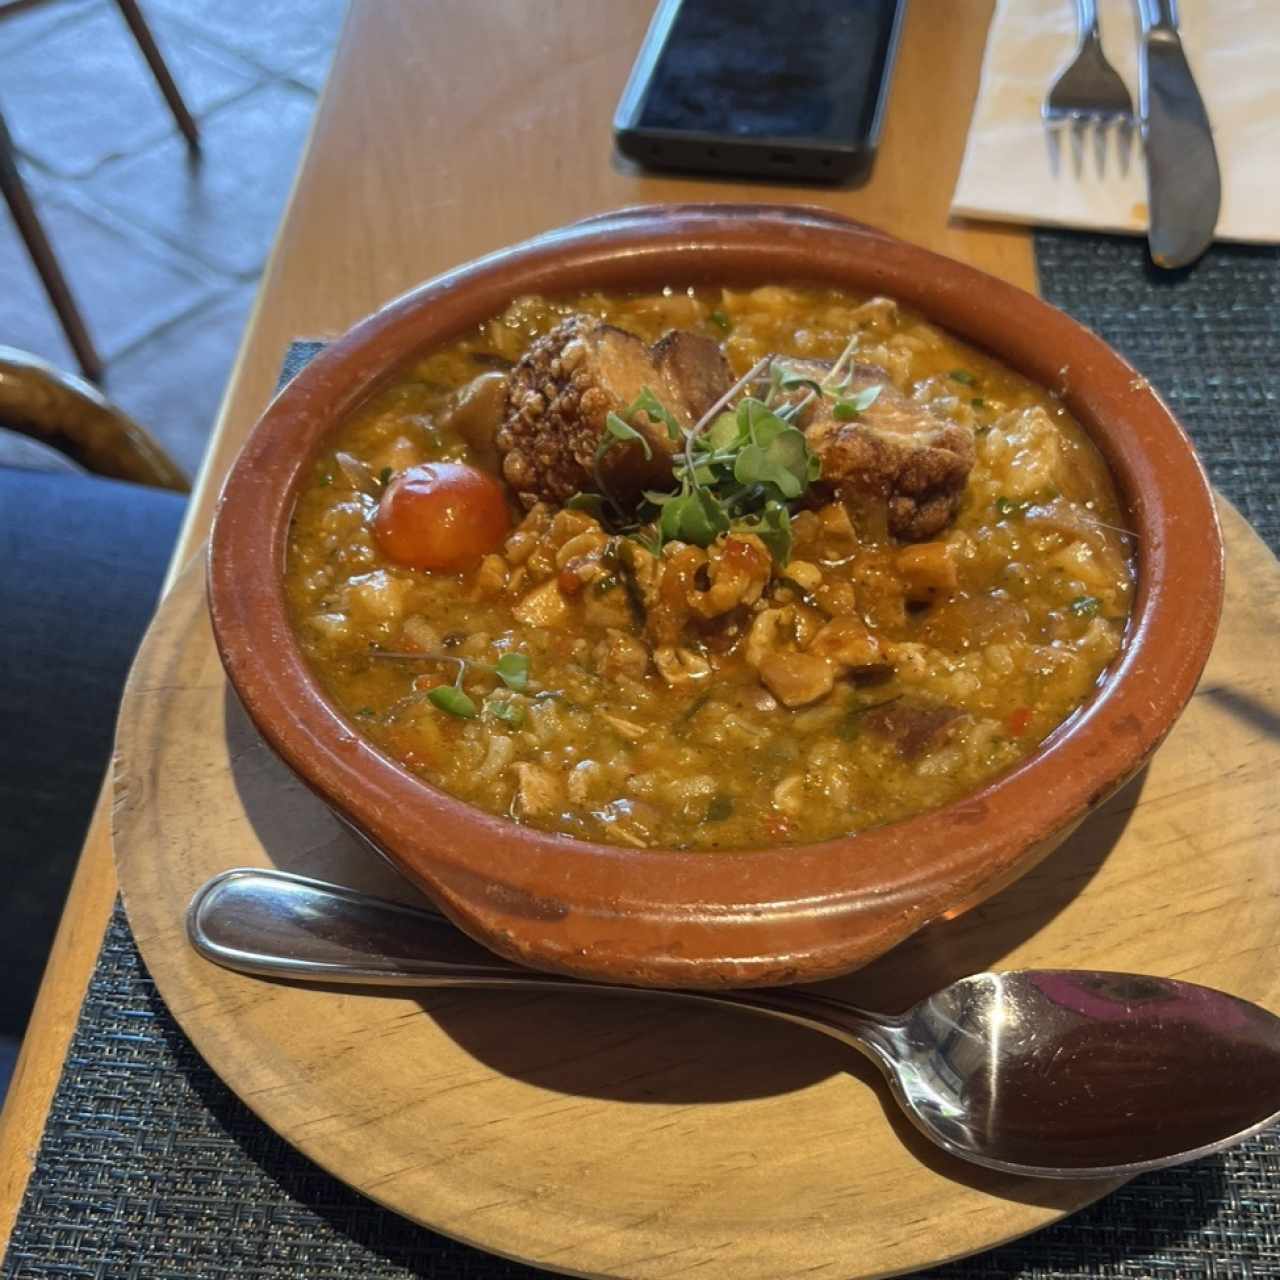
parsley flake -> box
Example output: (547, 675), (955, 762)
(495, 652), (530, 692)
(428, 686), (477, 718)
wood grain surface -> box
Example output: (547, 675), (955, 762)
(0, 0), (1049, 1250)
(108, 498), (1280, 1280)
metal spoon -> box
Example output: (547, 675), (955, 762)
(189, 868), (1280, 1180)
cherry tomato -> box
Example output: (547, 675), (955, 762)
(374, 462), (510, 572)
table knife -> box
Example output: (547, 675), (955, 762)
(1137, 0), (1221, 268)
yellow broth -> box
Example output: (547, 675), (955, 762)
(284, 286), (1134, 849)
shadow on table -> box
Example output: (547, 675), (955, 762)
(933, 1152), (1238, 1278)
(210, 695), (1247, 1246)
(1201, 684), (1280, 742)
(139, 974), (557, 1278)
(144, 964), (1240, 1279)
(225, 684), (1153, 1207)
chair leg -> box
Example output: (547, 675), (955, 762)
(111, 0), (200, 152)
(0, 1), (51, 18)
(0, 111), (103, 382)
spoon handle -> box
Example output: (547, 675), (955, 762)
(188, 868), (903, 1066)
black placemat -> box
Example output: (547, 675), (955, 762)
(1035, 230), (1280, 554)
(5, 232), (1279, 1279)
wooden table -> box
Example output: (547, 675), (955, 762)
(0, 0), (1030, 1246)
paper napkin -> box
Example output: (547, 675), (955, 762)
(952, 0), (1280, 243)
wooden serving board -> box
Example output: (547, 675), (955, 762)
(113, 499), (1280, 1280)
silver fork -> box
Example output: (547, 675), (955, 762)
(1043, 0), (1135, 128)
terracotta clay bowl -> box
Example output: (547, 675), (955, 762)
(208, 204), (1223, 989)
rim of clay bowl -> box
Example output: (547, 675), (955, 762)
(208, 203), (1223, 989)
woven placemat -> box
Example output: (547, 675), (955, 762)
(5, 232), (1279, 1279)
(1036, 230), (1279, 554)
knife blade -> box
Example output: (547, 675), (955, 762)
(1137, 0), (1221, 268)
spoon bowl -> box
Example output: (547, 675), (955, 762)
(189, 868), (1280, 1180)
(890, 970), (1280, 1175)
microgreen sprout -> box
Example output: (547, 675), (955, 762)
(488, 697), (526, 727)
(428, 685), (477, 718)
(495, 652), (530, 691)
(576, 338), (883, 568)
(368, 647), (533, 717)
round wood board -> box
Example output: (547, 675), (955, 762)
(113, 498), (1280, 1280)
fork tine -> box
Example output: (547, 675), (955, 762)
(1045, 114), (1124, 181)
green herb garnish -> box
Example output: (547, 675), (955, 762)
(626, 387), (683, 442)
(949, 369), (977, 386)
(591, 388), (684, 517)
(576, 341), (871, 566)
(732, 429), (808, 499)
(373, 648), (534, 705)
(354, 707), (377, 719)
(651, 386), (820, 560)
(771, 364), (826, 397)
(832, 384), (883, 421)
(566, 491), (607, 518)
(495, 652), (530, 692)
(658, 485), (731, 545)
(1069, 595), (1101, 618)
(735, 500), (793, 565)
(602, 412), (654, 458)
(428, 685), (477, 718)
(970, 397), (986, 409)
(488, 698), (526, 727)
(704, 411), (741, 452)
(709, 309), (731, 332)
(378, 466), (392, 487)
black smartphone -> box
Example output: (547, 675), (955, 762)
(613, 0), (907, 184)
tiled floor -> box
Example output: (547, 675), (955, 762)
(0, 0), (346, 477)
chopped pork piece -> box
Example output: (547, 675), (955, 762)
(513, 763), (563, 819)
(438, 371), (507, 472)
(497, 316), (732, 507)
(785, 359), (976, 540)
(861, 697), (965, 761)
(651, 330), (733, 420)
